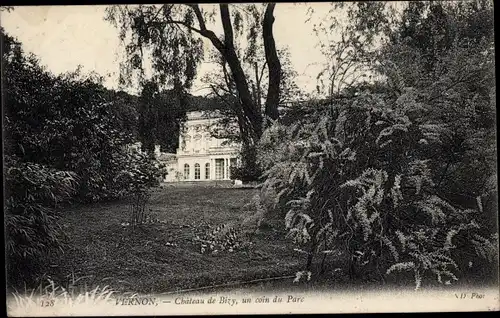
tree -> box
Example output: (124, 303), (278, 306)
(105, 3), (282, 175)
(309, 2), (392, 98)
(258, 0), (496, 288)
(200, 46), (303, 143)
(105, 89), (140, 141)
(137, 80), (186, 154)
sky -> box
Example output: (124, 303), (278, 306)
(1, 4), (334, 97)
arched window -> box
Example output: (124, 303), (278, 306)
(194, 163), (201, 180)
(184, 164), (190, 180)
(205, 163), (210, 180)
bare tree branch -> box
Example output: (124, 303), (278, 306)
(258, 60), (268, 86)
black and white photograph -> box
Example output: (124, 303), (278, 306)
(2, 2), (499, 315)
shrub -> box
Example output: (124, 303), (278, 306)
(230, 146), (262, 183)
(112, 148), (164, 196)
(230, 165), (262, 183)
(258, 94), (497, 289)
(3, 30), (164, 288)
(2, 29), (161, 203)
(5, 156), (79, 286)
(193, 223), (250, 255)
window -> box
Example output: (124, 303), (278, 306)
(215, 159), (224, 180)
(184, 164), (190, 180)
(194, 163), (201, 180)
(205, 163), (210, 180)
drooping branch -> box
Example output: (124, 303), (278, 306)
(263, 3), (281, 121)
(165, 20), (203, 35)
(184, 4), (226, 52)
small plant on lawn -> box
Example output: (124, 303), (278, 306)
(115, 148), (164, 229)
(128, 192), (151, 228)
(194, 223), (251, 255)
(240, 193), (267, 236)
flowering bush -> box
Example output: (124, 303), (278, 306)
(258, 94), (497, 289)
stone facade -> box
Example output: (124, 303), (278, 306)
(160, 111), (241, 182)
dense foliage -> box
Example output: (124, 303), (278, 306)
(137, 81), (187, 154)
(260, 96), (496, 288)
(258, 1), (497, 289)
(106, 4), (284, 180)
(4, 157), (79, 285)
(2, 29), (163, 285)
(3, 1), (497, 293)
(230, 147), (262, 183)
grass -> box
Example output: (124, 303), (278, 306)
(32, 185), (307, 295)
(7, 184), (497, 310)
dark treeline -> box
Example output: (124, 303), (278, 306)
(2, 28), (218, 287)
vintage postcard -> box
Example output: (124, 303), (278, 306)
(2, 2), (499, 316)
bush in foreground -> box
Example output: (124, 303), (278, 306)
(258, 95), (498, 289)
(3, 29), (164, 287)
(5, 156), (79, 286)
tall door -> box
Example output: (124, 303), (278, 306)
(215, 159), (225, 180)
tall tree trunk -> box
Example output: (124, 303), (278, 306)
(187, 4), (262, 140)
(219, 4), (262, 141)
(190, 4), (264, 179)
(263, 3), (281, 122)
(218, 4), (263, 180)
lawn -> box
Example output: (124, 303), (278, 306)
(12, 184), (494, 300)
(46, 185), (307, 295)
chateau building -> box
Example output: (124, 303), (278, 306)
(159, 111), (241, 182)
